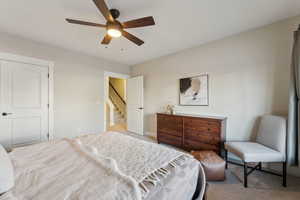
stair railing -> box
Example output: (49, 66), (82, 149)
(109, 82), (126, 118)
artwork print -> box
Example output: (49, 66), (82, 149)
(179, 75), (209, 106)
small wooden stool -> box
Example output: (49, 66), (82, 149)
(191, 150), (225, 181)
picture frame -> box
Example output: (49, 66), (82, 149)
(179, 74), (209, 106)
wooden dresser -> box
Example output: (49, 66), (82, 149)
(157, 113), (226, 154)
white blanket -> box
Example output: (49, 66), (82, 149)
(1, 132), (191, 200)
(2, 138), (141, 200)
(78, 132), (191, 183)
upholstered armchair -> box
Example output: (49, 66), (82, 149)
(224, 115), (287, 188)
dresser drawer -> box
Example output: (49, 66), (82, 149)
(158, 132), (182, 148)
(157, 114), (183, 137)
(184, 129), (220, 145)
(184, 117), (221, 130)
(184, 139), (219, 153)
(184, 126), (220, 135)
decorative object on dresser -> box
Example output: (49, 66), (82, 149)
(165, 104), (175, 115)
(191, 150), (226, 181)
(179, 74), (209, 106)
(157, 113), (226, 154)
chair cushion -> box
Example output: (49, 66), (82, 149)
(225, 142), (285, 162)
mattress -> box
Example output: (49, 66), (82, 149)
(0, 132), (205, 200)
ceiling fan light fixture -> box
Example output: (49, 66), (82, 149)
(106, 22), (122, 38)
(107, 28), (122, 38)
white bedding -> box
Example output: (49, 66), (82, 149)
(0, 132), (205, 200)
(0, 144), (14, 194)
(2, 138), (141, 200)
(145, 155), (205, 200)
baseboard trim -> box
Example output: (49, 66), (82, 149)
(144, 132), (156, 138)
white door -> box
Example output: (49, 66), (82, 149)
(0, 60), (49, 149)
(127, 76), (144, 135)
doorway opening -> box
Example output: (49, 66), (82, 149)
(104, 72), (129, 132)
(107, 77), (127, 131)
(103, 72), (144, 135)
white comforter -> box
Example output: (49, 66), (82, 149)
(1, 132), (200, 200)
(2, 138), (141, 200)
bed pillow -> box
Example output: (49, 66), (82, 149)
(0, 144), (14, 194)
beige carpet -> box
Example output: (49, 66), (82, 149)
(207, 164), (300, 200)
(108, 123), (127, 132)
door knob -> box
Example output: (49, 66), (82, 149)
(2, 112), (12, 116)
(138, 107), (144, 110)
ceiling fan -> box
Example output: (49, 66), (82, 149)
(66, 0), (155, 46)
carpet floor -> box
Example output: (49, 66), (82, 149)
(207, 164), (300, 200)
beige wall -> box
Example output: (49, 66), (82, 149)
(109, 77), (126, 101)
(0, 31), (130, 139)
(131, 16), (300, 141)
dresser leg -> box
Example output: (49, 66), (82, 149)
(258, 162), (262, 171)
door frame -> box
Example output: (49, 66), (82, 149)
(0, 52), (54, 140)
(103, 71), (130, 132)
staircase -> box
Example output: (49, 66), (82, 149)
(113, 108), (126, 124)
(109, 82), (126, 125)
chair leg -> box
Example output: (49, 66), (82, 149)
(283, 162), (287, 187)
(244, 162), (248, 188)
(258, 162), (262, 171)
(225, 150), (228, 169)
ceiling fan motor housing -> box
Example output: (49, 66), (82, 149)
(110, 9), (120, 19)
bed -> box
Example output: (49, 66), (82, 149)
(0, 132), (206, 200)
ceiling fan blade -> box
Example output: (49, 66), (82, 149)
(101, 34), (112, 45)
(66, 18), (106, 28)
(122, 30), (144, 46)
(122, 16), (155, 29)
(92, 0), (114, 22)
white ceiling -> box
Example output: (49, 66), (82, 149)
(0, 0), (300, 65)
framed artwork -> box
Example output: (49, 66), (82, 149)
(179, 74), (209, 106)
